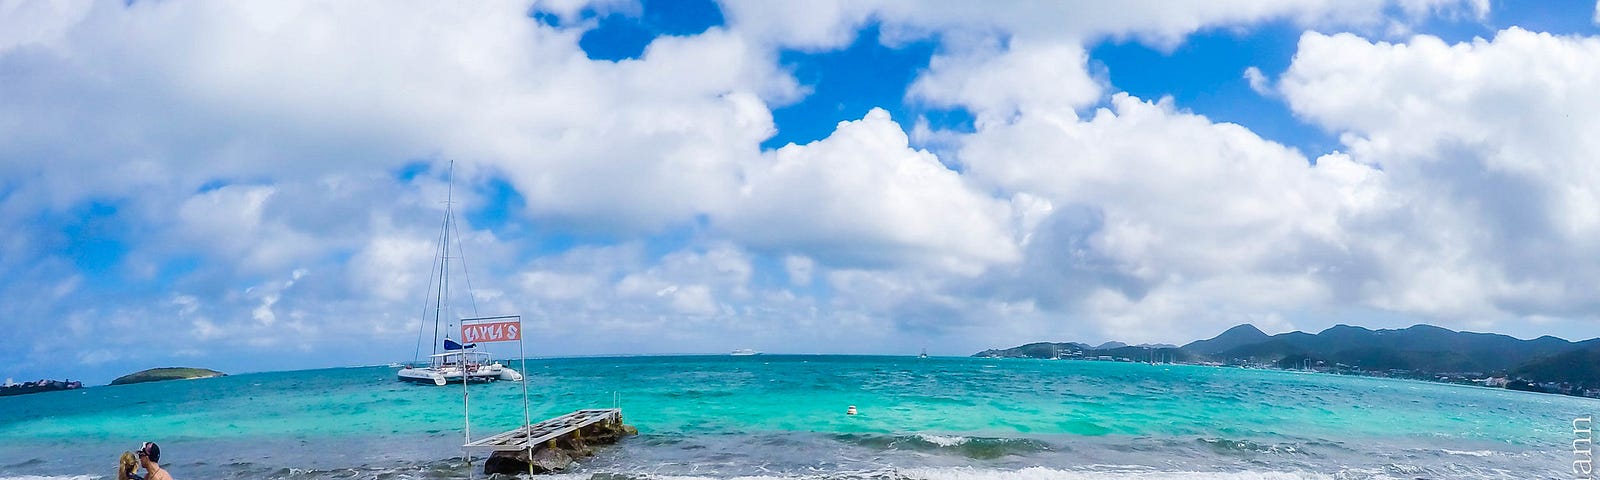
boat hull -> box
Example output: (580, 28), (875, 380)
(397, 364), (521, 386)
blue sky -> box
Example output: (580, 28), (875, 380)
(3, 0), (1600, 384)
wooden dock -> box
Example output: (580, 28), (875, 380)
(464, 408), (623, 452)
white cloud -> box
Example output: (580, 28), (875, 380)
(1243, 66), (1272, 95)
(0, 0), (91, 51)
(500, 242), (904, 354)
(248, 269), (304, 327)
(613, 244), (752, 317)
(908, 39), (1101, 127)
(0, 0), (804, 376)
(1281, 28), (1600, 321)
(348, 235), (435, 303)
(883, 19), (1600, 341)
(721, 0), (1488, 50)
(4, 0), (1591, 382)
(0, 1), (794, 233)
(722, 108), (1019, 272)
(783, 255), (815, 287)
(1397, 0), (1489, 21)
(177, 185), (285, 269)
(519, 271), (603, 302)
(941, 92), (1391, 338)
(963, 94), (1382, 279)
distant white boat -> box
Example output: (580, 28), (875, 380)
(730, 349), (760, 356)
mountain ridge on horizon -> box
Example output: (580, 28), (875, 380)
(973, 322), (1600, 393)
(1202, 322), (1587, 345)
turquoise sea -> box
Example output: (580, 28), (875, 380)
(0, 355), (1594, 479)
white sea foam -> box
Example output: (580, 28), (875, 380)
(1440, 449), (1494, 457)
(893, 467), (1337, 480)
(557, 467), (1357, 480)
(916, 434), (970, 447)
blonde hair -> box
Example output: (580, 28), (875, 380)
(117, 451), (139, 480)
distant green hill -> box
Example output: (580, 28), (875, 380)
(1200, 324), (1578, 373)
(973, 342), (1200, 363)
(976, 324), (1599, 391)
(111, 367), (226, 386)
(1514, 343), (1600, 389)
(1182, 324), (1270, 355)
(974, 342), (1088, 358)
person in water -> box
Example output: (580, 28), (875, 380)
(116, 451), (142, 480)
(135, 442), (172, 480)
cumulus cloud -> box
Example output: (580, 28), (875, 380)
(177, 185), (311, 273)
(721, 0), (1488, 50)
(499, 242), (900, 355)
(0, 1), (794, 232)
(980, 95), (1384, 278)
(887, 23), (1600, 342)
(0, 0), (798, 376)
(722, 108), (1019, 272)
(908, 40), (1101, 127)
(943, 93), (1389, 342)
(1243, 66), (1272, 95)
(1281, 28), (1600, 322)
(2, 0), (1590, 382)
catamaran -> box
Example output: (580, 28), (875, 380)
(398, 341), (522, 386)
(397, 163), (523, 386)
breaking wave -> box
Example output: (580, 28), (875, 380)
(831, 433), (1052, 459)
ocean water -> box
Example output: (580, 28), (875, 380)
(0, 355), (1593, 479)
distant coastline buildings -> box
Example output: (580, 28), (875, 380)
(976, 323), (1600, 399)
(0, 378), (83, 397)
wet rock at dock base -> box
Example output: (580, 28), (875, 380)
(484, 448), (572, 475)
(482, 422), (637, 475)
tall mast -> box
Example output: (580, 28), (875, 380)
(428, 161), (458, 357)
(441, 161), (456, 348)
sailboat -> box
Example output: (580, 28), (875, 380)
(919, 348), (928, 359)
(397, 163), (523, 386)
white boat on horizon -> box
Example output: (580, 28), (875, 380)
(730, 349), (760, 356)
(397, 162), (522, 386)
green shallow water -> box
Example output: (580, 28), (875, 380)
(0, 355), (1594, 479)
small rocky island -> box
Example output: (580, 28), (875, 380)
(111, 367), (226, 385)
(0, 378), (83, 397)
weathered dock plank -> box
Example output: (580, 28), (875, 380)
(465, 408), (622, 452)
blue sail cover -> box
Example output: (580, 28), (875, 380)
(443, 338), (477, 350)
